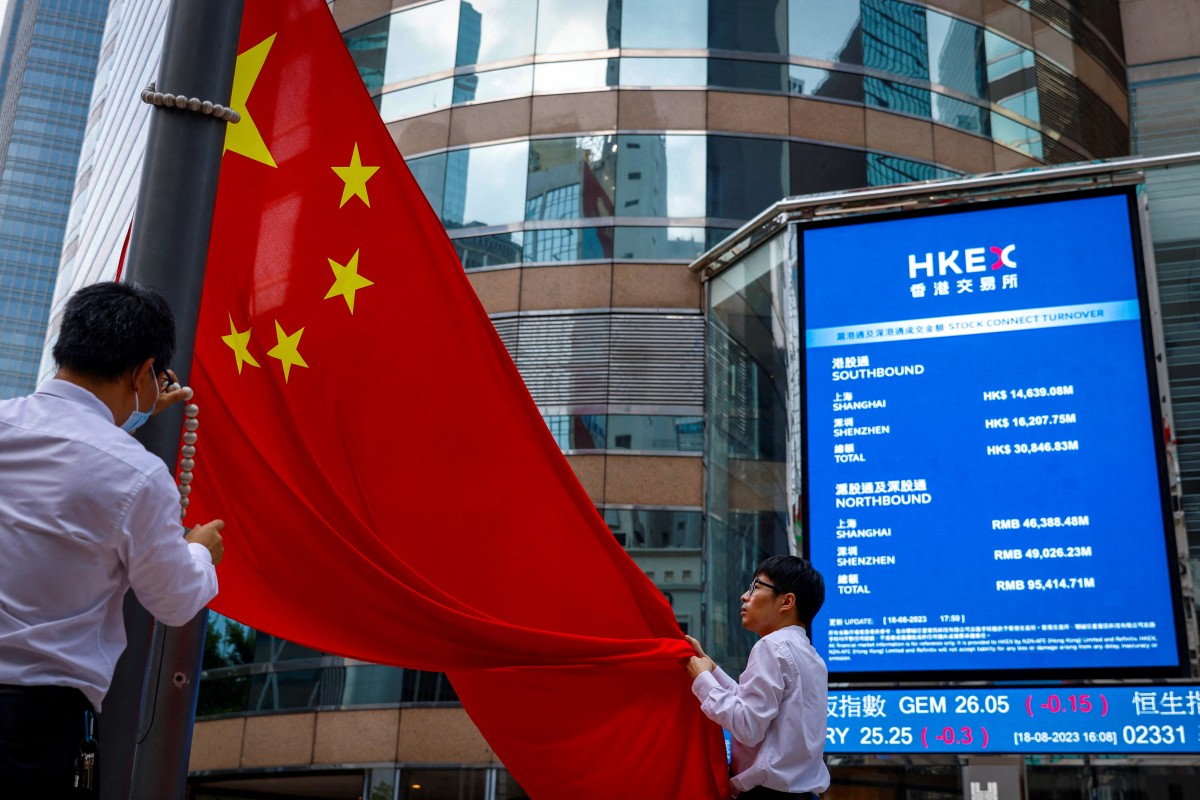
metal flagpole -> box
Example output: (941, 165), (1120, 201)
(99, 1), (243, 798)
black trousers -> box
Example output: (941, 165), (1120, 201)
(0, 684), (94, 799)
(737, 787), (820, 800)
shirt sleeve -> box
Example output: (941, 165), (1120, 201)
(690, 640), (788, 747)
(118, 470), (218, 626)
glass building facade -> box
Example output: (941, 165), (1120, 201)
(0, 0), (108, 397)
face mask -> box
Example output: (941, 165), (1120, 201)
(121, 371), (160, 433)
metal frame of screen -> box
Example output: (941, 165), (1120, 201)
(797, 185), (1189, 682)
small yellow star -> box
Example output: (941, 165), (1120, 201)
(324, 249), (374, 313)
(220, 315), (261, 373)
(225, 34), (278, 168)
(266, 320), (308, 383)
(332, 143), (379, 208)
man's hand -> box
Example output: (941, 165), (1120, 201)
(684, 634), (716, 679)
(185, 519), (225, 566)
(153, 369), (193, 415)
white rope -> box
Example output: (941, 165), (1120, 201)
(140, 82), (241, 123)
(172, 384), (199, 520)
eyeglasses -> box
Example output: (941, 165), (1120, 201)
(747, 578), (781, 596)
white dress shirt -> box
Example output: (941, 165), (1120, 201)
(0, 379), (217, 711)
(692, 625), (830, 796)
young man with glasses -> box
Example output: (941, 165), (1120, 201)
(686, 555), (829, 799)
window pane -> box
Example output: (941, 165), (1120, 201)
(385, 1), (460, 85)
(708, 0), (787, 55)
(707, 137), (788, 220)
(606, 415), (704, 451)
(527, 136), (616, 221)
(862, 0), (928, 81)
(788, 65), (863, 102)
(709, 58), (788, 92)
(622, 0), (707, 49)
(443, 141), (529, 228)
(933, 92), (989, 135)
(991, 114), (1043, 158)
(400, 769), (486, 800)
(454, 65), (533, 104)
(379, 78), (452, 121)
(926, 10), (985, 99)
(864, 76), (931, 117)
(620, 57), (706, 87)
(533, 58), (619, 93)
(788, 0), (862, 65)
(866, 152), (958, 185)
(524, 227), (614, 262)
(456, 0), (537, 67)
(536, 0), (621, 55)
(406, 153), (447, 217)
(344, 16), (390, 94)
(615, 135), (706, 218)
(789, 142), (866, 194)
(453, 232), (525, 269)
(604, 508), (703, 548)
(613, 226), (706, 259)
(545, 414), (607, 449)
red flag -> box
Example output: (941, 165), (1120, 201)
(188, 1), (727, 797)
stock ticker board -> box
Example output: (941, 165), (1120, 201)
(801, 188), (1186, 680)
(823, 686), (1200, 755)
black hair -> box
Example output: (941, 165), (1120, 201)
(757, 555), (825, 625)
(52, 281), (175, 381)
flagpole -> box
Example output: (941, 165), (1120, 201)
(99, 1), (242, 798)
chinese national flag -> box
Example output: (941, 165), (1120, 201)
(188, 1), (727, 797)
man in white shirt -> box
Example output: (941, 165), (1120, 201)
(686, 556), (829, 799)
(0, 281), (224, 797)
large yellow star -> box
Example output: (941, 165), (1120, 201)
(332, 143), (379, 208)
(266, 320), (308, 383)
(224, 34), (277, 168)
(324, 249), (374, 313)
(220, 315), (260, 373)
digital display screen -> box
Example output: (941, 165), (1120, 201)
(824, 685), (1200, 754)
(801, 189), (1184, 678)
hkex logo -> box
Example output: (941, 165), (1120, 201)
(908, 244), (1016, 278)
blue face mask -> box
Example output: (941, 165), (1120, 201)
(121, 372), (160, 433)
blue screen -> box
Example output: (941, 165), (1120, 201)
(802, 191), (1181, 676)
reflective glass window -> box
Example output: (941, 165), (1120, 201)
(788, 0), (862, 65)
(933, 92), (989, 135)
(406, 153), (447, 219)
(865, 76), (931, 117)
(996, 88), (1039, 123)
(707, 137), (788, 220)
(615, 135), (706, 218)
(524, 227), (613, 262)
(454, 65), (534, 104)
(789, 142), (866, 194)
(607, 415), (704, 451)
(613, 226), (706, 259)
(384, 1), (460, 85)
(620, 57), (707, 87)
(344, 17), (389, 94)
(985, 31), (1035, 84)
(926, 11), (985, 99)
(788, 65), (863, 102)
(545, 414), (606, 450)
(442, 141), (529, 228)
(533, 59), (619, 93)
(604, 508), (703, 548)
(536, 0), (621, 55)
(861, 0), (928, 81)
(866, 152), (958, 185)
(527, 136), (616, 221)
(985, 33), (1037, 125)
(453, 232), (524, 269)
(991, 114), (1043, 159)
(455, 0), (536, 68)
(709, 59), (788, 92)
(622, 0), (707, 49)
(379, 78), (452, 121)
(708, 0), (787, 55)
